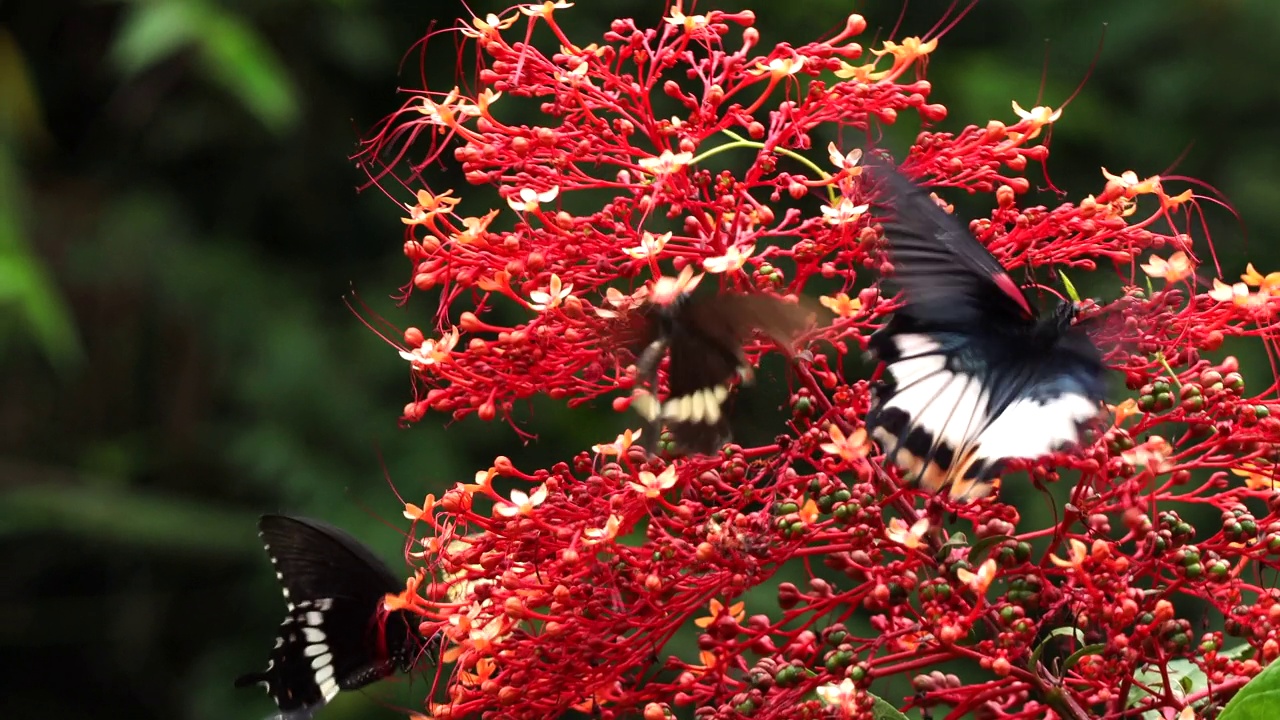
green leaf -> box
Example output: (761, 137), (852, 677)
(1060, 271), (1081, 304)
(869, 693), (910, 720)
(1221, 656), (1280, 720)
(1130, 645), (1253, 719)
(1029, 626), (1087, 670)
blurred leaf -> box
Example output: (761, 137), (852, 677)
(0, 150), (84, 368)
(0, 479), (252, 555)
(110, 0), (203, 76)
(198, 7), (300, 133)
(1221, 656), (1280, 720)
(0, 28), (49, 143)
(111, 0), (299, 133)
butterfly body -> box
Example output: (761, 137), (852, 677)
(865, 162), (1107, 501)
(237, 515), (429, 719)
(622, 269), (812, 455)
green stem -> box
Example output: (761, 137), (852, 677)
(689, 130), (838, 205)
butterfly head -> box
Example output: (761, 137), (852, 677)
(1029, 299), (1078, 345)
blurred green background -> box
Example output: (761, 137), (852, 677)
(3, 1), (1277, 718)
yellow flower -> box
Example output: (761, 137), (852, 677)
(751, 56), (806, 78)
(1121, 435), (1174, 473)
(664, 3), (708, 32)
(519, 1), (573, 18)
(583, 514), (622, 546)
(956, 558), (997, 594)
(637, 149), (694, 175)
(1101, 167), (1161, 196)
(821, 197), (869, 225)
(1232, 460), (1277, 492)
(402, 188), (460, 224)
(496, 485), (548, 517)
(623, 231), (670, 260)
(1049, 537), (1090, 570)
(1241, 263), (1280, 296)
(399, 328), (460, 369)
(702, 243), (755, 274)
(815, 678), (857, 711)
(827, 143), (864, 173)
(1141, 251), (1195, 284)
(506, 185), (560, 212)
(593, 428), (643, 456)
(629, 464), (679, 498)
(649, 264), (703, 305)
(528, 273), (574, 312)
(885, 517), (930, 550)
(455, 209), (499, 245)
(1011, 100), (1063, 141)
(460, 12), (518, 39)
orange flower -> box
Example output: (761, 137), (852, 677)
(1241, 263), (1280, 296)
(403, 494), (437, 522)
(403, 188), (461, 225)
(694, 598), (746, 628)
(702, 243), (756, 274)
(583, 514), (622, 546)
(796, 498), (820, 525)
(383, 569), (426, 612)
(593, 428), (643, 456)
(956, 558), (997, 594)
(885, 517), (930, 550)
(1108, 397), (1141, 427)
(819, 292), (862, 318)
(1049, 538), (1090, 571)
(820, 424), (871, 464)
(1232, 460), (1277, 492)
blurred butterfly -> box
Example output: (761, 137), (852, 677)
(236, 515), (434, 719)
(864, 161), (1107, 501)
(620, 265), (814, 456)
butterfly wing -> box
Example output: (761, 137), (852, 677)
(871, 163), (1034, 326)
(236, 515), (423, 717)
(866, 163), (1106, 501)
(630, 293), (811, 455)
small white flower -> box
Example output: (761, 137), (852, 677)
(506, 186), (560, 212)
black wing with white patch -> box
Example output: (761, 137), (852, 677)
(865, 162), (1107, 501)
(628, 292), (811, 456)
(236, 515), (426, 718)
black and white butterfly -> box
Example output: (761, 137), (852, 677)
(236, 515), (431, 719)
(622, 267), (813, 456)
(864, 161), (1107, 501)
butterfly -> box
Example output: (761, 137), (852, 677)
(236, 515), (433, 719)
(621, 265), (814, 456)
(863, 161), (1108, 501)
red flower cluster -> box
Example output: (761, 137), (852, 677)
(361, 4), (1280, 718)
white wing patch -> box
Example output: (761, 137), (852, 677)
(875, 333), (1101, 501)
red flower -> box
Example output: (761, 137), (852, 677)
(356, 4), (1280, 718)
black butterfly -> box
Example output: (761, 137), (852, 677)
(622, 268), (813, 455)
(236, 515), (432, 719)
(864, 161), (1107, 501)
